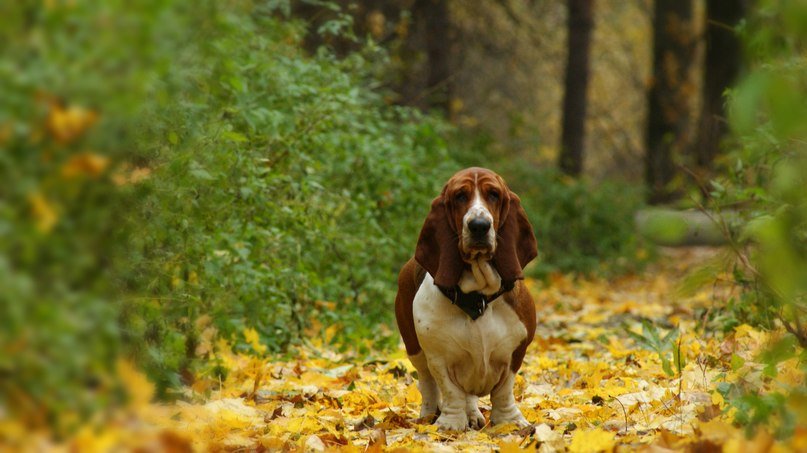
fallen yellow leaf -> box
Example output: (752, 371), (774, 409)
(117, 359), (154, 410)
(568, 427), (616, 453)
(244, 327), (267, 354)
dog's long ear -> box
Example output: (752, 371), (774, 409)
(415, 194), (464, 289)
(493, 191), (537, 289)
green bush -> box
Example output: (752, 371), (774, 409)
(0, 0), (454, 431)
(704, 0), (807, 437)
(124, 7), (455, 389)
(0, 0), (191, 431)
(713, 0), (807, 343)
(511, 167), (648, 277)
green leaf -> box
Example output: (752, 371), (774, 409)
(730, 353), (745, 371)
(222, 131), (248, 143)
(190, 167), (214, 181)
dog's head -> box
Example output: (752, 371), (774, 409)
(415, 167), (538, 290)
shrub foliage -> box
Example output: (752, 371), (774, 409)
(0, 0), (452, 429)
(704, 0), (807, 437)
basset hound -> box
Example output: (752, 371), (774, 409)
(395, 167), (538, 431)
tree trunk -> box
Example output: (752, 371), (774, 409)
(559, 0), (594, 177)
(395, 0), (452, 113)
(694, 0), (746, 171)
(645, 0), (696, 204)
(424, 0), (452, 115)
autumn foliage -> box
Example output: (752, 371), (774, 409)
(1, 0), (806, 451)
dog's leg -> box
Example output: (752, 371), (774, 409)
(490, 371), (530, 428)
(427, 358), (469, 431)
(465, 395), (485, 429)
(409, 351), (440, 419)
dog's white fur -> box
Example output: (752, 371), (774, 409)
(411, 273), (529, 430)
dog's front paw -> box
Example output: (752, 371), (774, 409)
(466, 407), (485, 429)
(490, 408), (530, 428)
(435, 413), (469, 432)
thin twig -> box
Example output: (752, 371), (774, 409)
(614, 397), (629, 435)
(679, 164), (762, 280)
(677, 334), (684, 429)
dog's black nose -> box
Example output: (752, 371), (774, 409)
(468, 218), (491, 237)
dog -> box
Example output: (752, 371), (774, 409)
(395, 167), (538, 431)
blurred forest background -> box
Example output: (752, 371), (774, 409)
(1, 0), (805, 443)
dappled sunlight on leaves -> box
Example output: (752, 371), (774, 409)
(110, 165), (151, 186)
(60, 152), (109, 179)
(27, 192), (58, 233)
(45, 102), (98, 145)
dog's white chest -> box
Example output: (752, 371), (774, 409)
(413, 273), (527, 396)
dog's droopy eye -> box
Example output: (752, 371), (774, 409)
(488, 190), (499, 202)
(455, 192), (468, 203)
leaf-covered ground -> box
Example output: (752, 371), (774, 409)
(11, 248), (807, 451)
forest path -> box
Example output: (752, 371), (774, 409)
(70, 248), (795, 451)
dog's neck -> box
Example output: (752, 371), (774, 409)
(437, 259), (507, 321)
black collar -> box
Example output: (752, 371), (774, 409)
(437, 285), (511, 321)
